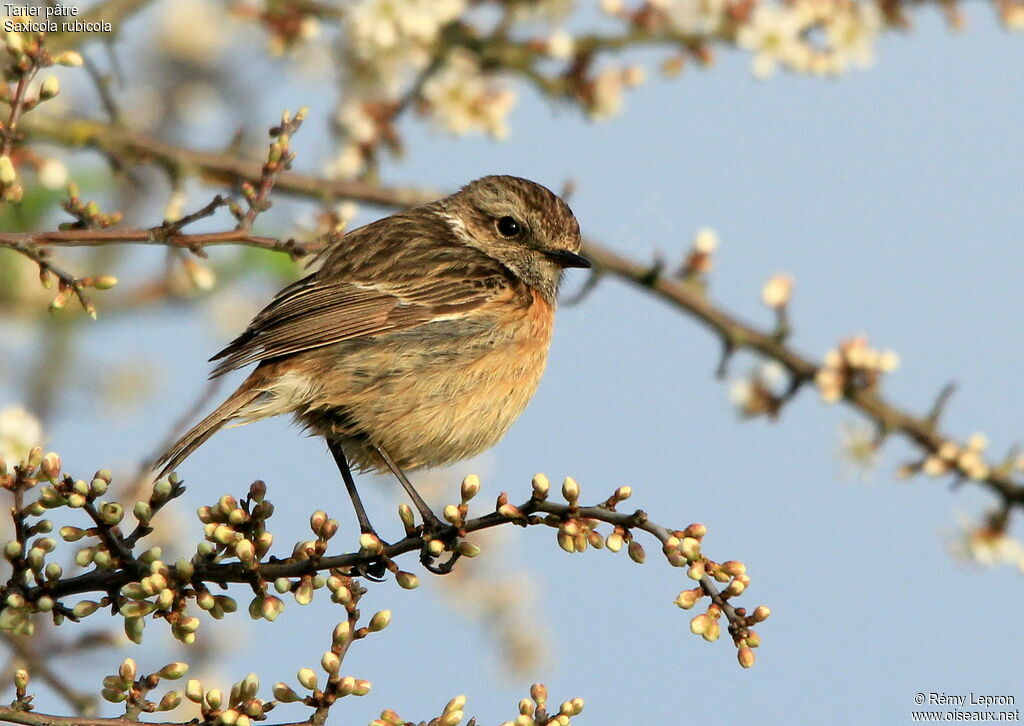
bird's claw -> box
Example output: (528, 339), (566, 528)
(418, 520), (462, 575)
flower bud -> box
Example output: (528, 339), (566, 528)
(687, 561), (706, 581)
(40, 452), (60, 480)
(531, 473), (550, 499)
(297, 668), (317, 691)
(158, 662), (189, 680)
(369, 610), (391, 631)
(72, 600), (100, 618)
(99, 501), (122, 524)
(0, 156), (15, 185)
(133, 501), (152, 524)
(4, 540), (22, 559)
(39, 76), (60, 100)
(294, 578), (313, 605)
(690, 613), (711, 635)
(333, 620), (352, 646)
(674, 588), (702, 609)
(396, 571), (419, 590)
(55, 51), (84, 66)
(157, 691), (181, 711)
(124, 616), (144, 644)
(273, 682), (300, 702)
(119, 658), (137, 683)
(461, 474), (480, 501)
(561, 477), (580, 502)
(321, 651), (340, 674)
(627, 540), (645, 564)
(398, 503), (415, 529)
(204, 688), (222, 710)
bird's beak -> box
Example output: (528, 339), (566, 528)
(544, 249), (592, 269)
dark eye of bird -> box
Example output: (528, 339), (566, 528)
(495, 216), (521, 239)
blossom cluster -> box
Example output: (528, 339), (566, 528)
(226, 0), (1021, 178)
(951, 512), (1024, 574)
(815, 335), (900, 402)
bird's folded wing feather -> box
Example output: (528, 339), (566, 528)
(208, 265), (514, 377)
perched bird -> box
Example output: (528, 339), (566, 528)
(155, 175), (588, 547)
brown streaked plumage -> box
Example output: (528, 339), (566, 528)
(154, 175), (586, 539)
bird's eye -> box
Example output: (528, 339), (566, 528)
(495, 216), (522, 239)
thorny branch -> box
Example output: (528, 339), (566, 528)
(0, 469), (760, 650)
(0, 566), (512, 726)
(0, 109), (315, 315)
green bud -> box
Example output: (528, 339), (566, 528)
(152, 479), (173, 502)
(158, 662), (189, 680)
(321, 651), (340, 675)
(369, 610), (391, 632)
(0, 157), (16, 186)
(272, 682), (300, 702)
(119, 601), (156, 618)
(89, 478), (108, 497)
(72, 600), (100, 618)
(157, 691), (182, 711)
(297, 668), (317, 691)
(54, 51), (84, 66)
(396, 571), (419, 590)
(118, 658), (137, 683)
(204, 688), (222, 710)
(133, 501), (152, 524)
(39, 76), (60, 100)
(59, 526), (85, 542)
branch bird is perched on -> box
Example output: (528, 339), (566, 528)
(155, 175), (589, 564)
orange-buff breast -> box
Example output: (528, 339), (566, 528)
(278, 288), (556, 473)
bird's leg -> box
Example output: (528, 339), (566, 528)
(374, 445), (459, 574)
(328, 439), (393, 581)
(328, 438), (377, 535)
(372, 444), (446, 534)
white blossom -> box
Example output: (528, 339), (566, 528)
(951, 514), (1024, 573)
(36, 159), (68, 190)
(587, 66), (626, 120)
(0, 406), (43, 465)
(346, 0), (465, 58)
(421, 51), (516, 139)
(545, 28), (575, 60)
(665, 0), (727, 35)
(826, 2), (882, 71)
(737, 4), (807, 79)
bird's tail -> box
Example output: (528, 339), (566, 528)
(153, 383), (263, 479)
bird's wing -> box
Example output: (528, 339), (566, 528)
(208, 260), (515, 378)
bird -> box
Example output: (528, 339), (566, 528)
(154, 175), (589, 553)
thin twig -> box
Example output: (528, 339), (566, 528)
(1, 635), (97, 716)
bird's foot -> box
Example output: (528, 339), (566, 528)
(418, 517), (462, 575)
(355, 529), (391, 581)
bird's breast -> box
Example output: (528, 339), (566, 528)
(303, 287), (556, 471)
